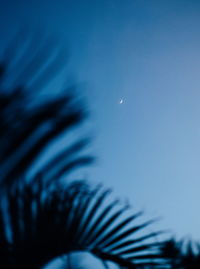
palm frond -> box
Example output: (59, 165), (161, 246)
(0, 179), (167, 269)
(0, 34), (92, 185)
(161, 238), (200, 269)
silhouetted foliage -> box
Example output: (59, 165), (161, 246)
(0, 33), (168, 269)
(0, 178), (167, 269)
(161, 238), (200, 269)
(0, 33), (93, 186)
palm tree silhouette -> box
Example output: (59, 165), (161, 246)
(0, 32), (93, 186)
(0, 33), (167, 268)
(0, 178), (167, 269)
(161, 238), (200, 269)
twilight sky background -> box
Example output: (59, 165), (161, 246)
(1, 0), (200, 241)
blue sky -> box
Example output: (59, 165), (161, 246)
(1, 0), (200, 241)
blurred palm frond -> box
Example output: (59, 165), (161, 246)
(0, 33), (168, 269)
(0, 179), (166, 269)
(161, 238), (200, 269)
(0, 33), (93, 186)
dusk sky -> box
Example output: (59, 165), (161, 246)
(1, 0), (200, 243)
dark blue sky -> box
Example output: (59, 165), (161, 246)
(1, 0), (200, 241)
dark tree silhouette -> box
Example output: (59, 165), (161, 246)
(0, 33), (92, 186)
(0, 33), (167, 269)
(0, 178), (167, 269)
(161, 238), (200, 269)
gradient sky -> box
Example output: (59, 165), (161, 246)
(1, 0), (200, 242)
